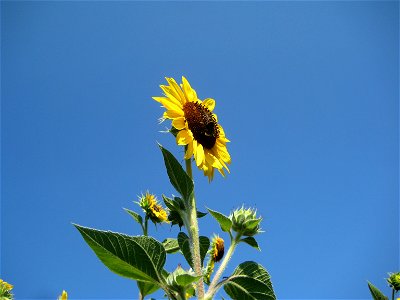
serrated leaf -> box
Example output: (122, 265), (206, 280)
(137, 281), (160, 298)
(124, 208), (143, 225)
(207, 208), (232, 232)
(368, 282), (388, 300)
(74, 224), (165, 285)
(222, 261), (276, 300)
(177, 232), (210, 268)
(159, 145), (194, 202)
(176, 274), (203, 286)
(162, 238), (180, 254)
(240, 237), (260, 250)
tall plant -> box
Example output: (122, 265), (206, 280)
(74, 77), (276, 300)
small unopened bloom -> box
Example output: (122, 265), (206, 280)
(58, 290), (68, 300)
(204, 235), (225, 284)
(138, 191), (168, 224)
(388, 272), (400, 291)
(230, 207), (262, 237)
(210, 235), (224, 263)
(0, 279), (14, 300)
(0, 279), (13, 291)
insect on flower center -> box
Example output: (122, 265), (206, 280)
(183, 101), (219, 149)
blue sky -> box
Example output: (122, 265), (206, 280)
(1, 1), (398, 299)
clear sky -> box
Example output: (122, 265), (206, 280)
(1, 1), (398, 299)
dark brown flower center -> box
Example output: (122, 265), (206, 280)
(183, 102), (219, 149)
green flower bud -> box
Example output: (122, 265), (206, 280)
(230, 207), (262, 237)
(387, 272), (400, 291)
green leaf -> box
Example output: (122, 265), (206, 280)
(240, 237), (261, 251)
(74, 224), (165, 284)
(162, 238), (180, 254)
(177, 232), (210, 268)
(222, 261), (276, 300)
(368, 282), (388, 300)
(176, 274), (203, 286)
(137, 281), (160, 298)
(207, 208), (232, 232)
(124, 208), (143, 225)
(199, 236), (211, 266)
(197, 211), (207, 218)
(159, 145), (194, 202)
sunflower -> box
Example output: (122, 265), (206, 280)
(153, 77), (231, 180)
(138, 191), (169, 224)
(210, 235), (225, 263)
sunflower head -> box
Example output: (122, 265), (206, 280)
(230, 207), (262, 237)
(204, 235), (225, 285)
(0, 279), (13, 299)
(210, 235), (225, 263)
(138, 192), (169, 224)
(388, 272), (400, 291)
(153, 77), (231, 181)
(58, 290), (68, 300)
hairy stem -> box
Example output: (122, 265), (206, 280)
(204, 234), (240, 299)
(185, 158), (205, 299)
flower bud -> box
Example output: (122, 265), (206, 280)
(0, 279), (14, 300)
(211, 235), (225, 263)
(58, 290), (68, 300)
(387, 272), (400, 291)
(230, 207), (262, 237)
(138, 191), (168, 224)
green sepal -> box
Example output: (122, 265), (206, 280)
(162, 238), (180, 254)
(240, 236), (261, 251)
(177, 232), (210, 269)
(221, 261), (276, 300)
(124, 208), (143, 226)
(73, 224), (165, 285)
(367, 282), (388, 300)
(207, 208), (232, 232)
(159, 145), (194, 203)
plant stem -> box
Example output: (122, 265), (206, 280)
(144, 215), (149, 236)
(184, 158), (205, 299)
(204, 234), (240, 300)
(392, 289), (395, 300)
(185, 158), (193, 179)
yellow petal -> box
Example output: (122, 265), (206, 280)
(181, 76), (197, 102)
(185, 141), (194, 159)
(203, 98), (216, 111)
(195, 143), (204, 166)
(164, 109), (184, 119)
(216, 141), (231, 164)
(166, 77), (186, 105)
(152, 96), (167, 103)
(218, 125), (230, 142)
(172, 117), (186, 130)
(205, 150), (223, 169)
(176, 129), (193, 145)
